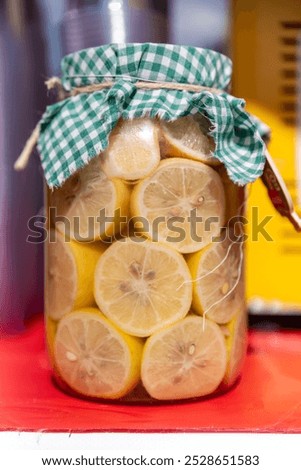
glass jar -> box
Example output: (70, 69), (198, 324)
(45, 114), (247, 402)
(14, 43), (267, 403)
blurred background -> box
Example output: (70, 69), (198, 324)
(0, 0), (300, 333)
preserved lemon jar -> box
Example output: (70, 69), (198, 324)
(24, 44), (267, 401)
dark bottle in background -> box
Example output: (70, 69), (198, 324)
(61, 0), (168, 55)
(0, 0), (48, 333)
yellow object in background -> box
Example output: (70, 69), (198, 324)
(232, 0), (301, 311)
(245, 102), (301, 310)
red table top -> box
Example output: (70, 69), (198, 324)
(0, 316), (301, 433)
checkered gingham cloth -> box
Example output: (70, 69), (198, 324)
(37, 43), (267, 188)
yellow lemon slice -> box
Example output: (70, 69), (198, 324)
(45, 316), (58, 369)
(160, 114), (219, 165)
(49, 156), (130, 241)
(141, 315), (227, 400)
(94, 237), (192, 337)
(46, 230), (105, 321)
(53, 308), (143, 399)
(218, 165), (246, 223)
(100, 118), (160, 181)
(222, 308), (248, 387)
(131, 158), (225, 253)
(187, 232), (245, 324)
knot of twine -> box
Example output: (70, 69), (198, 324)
(14, 76), (222, 171)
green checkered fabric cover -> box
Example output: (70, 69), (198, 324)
(37, 43), (266, 188)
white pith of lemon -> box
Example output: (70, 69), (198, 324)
(46, 230), (105, 320)
(45, 316), (58, 369)
(100, 118), (161, 181)
(160, 114), (219, 165)
(218, 166), (246, 223)
(94, 237), (192, 337)
(131, 157), (225, 253)
(186, 231), (245, 324)
(222, 308), (248, 386)
(53, 308), (143, 399)
(49, 156), (130, 241)
(141, 315), (227, 400)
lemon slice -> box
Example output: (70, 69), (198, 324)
(46, 230), (105, 321)
(100, 118), (160, 181)
(218, 165), (246, 223)
(141, 315), (227, 400)
(160, 114), (219, 165)
(222, 308), (248, 386)
(187, 232), (245, 324)
(53, 308), (143, 399)
(131, 158), (225, 253)
(45, 316), (58, 369)
(94, 237), (192, 337)
(49, 156), (130, 241)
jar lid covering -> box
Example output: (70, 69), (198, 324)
(37, 43), (266, 188)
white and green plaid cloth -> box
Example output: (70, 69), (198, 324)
(37, 43), (266, 188)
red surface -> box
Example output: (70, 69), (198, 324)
(0, 315), (301, 433)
